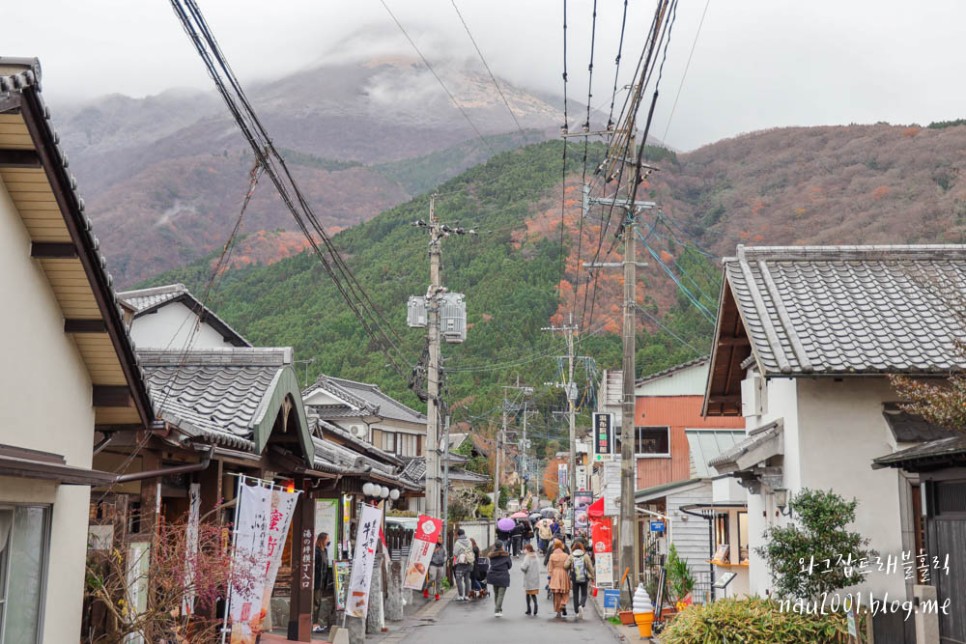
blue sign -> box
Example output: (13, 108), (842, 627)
(603, 588), (621, 610)
(649, 520), (665, 533)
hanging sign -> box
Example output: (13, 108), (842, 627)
(346, 503), (383, 619)
(403, 515), (443, 590)
(592, 413), (614, 456)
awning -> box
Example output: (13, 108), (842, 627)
(635, 478), (708, 503)
(872, 435), (966, 471)
(0, 445), (115, 486)
(588, 496), (605, 519)
(708, 419), (783, 475)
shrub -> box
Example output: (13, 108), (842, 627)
(661, 597), (850, 644)
(756, 489), (874, 600)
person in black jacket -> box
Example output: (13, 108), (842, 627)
(510, 521), (524, 557)
(486, 541), (513, 617)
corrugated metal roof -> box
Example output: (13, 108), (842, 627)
(685, 430), (747, 478)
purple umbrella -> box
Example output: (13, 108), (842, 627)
(497, 517), (515, 531)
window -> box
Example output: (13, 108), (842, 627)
(381, 432), (396, 453)
(397, 434), (418, 457)
(0, 505), (51, 643)
(635, 426), (670, 456)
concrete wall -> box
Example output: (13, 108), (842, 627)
(0, 178), (96, 643)
(743, 374), (909, 599)
(130, 300), (234, 350)
(796, 377), (907, 597)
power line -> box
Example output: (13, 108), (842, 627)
(450, 0), (527, 138)
(170, 0), (412, 384)
(379, 0), (493, 154)
(662, 0), (711, 143)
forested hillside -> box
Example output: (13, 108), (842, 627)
(151, 141), (717, 436)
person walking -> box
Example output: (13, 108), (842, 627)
(312, 532), (330, 633)
(547, 539), (571, 619)
(519, 544), (541, 616)
(425, 541), (446, 601)
(452, 529), (475, 601)
(536, 518), (553, 554)
(510, 520), (524, 557)
(486, 540), (513, 617)
(564, 539), (595, 619)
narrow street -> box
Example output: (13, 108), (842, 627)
(400, 557), (617, 644)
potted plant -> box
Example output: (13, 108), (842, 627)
(664, 544), (694, 615)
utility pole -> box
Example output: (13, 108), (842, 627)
(425, 195), (442, 521)
(520, 400), (528, 500)
(542, 315), (578, 536)
(584, 190), (654, 591)
(494, 393), (507, 516)
(411, 195), (473, 520)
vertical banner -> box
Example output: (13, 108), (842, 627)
(342, 494), (352, 558)
(228, 484), (300, 644)
(123, 541), (151, 644)
(591, 516), (614, 585)
(333, 560), (351, 610)
(315, 498), (338, 563)
(557, 463), (568, 498)
(182, 482), (201, 616)
(603, 461), (621, 516)
(403, 515), (443, 590)
(573, 491), (593, 534)
(346, 503), (382, 619)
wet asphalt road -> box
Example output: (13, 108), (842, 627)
(400, 555), (616, 644)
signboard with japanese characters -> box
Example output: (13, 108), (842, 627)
(228, 483), (300, 644)
(346, 503), (382, 619)
(591, 516), (614, 585)
(603, 460), (621, 516)
(592, 412), (614, 457)
(403, 515), (443, 590)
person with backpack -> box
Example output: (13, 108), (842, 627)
(564, 539), (595, 619)
(519, 543), (540, 616)
(452, 529), (475, 601)
(486, 540), (513, 617)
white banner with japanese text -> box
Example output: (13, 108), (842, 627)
(346, 503), (382, 619)
(403, 515), (443, 590)
(228, 484), (300, 644)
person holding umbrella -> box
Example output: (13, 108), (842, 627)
(496, 516), (514, 547)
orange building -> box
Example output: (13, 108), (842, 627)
(632, 359), (745, 490)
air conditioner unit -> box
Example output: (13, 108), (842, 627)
(349, 425), (367, 440)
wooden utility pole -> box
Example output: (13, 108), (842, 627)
(425, 195), (442, 520)
(542, 316), (578, 533)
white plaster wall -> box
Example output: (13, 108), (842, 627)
(741, 376), (800, 597)
(636, 362), (710, 397)
(0, 179), (97, 643)
(130, 301), (232, 349)
(796, 378), (907, 598)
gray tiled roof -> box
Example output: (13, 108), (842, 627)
(326, 377), (427, 424)
(120, 283), (189, 312)
(118, 283), (250, 348)
(708, 420), (783, 473)
(140, 348), (291, 448)
(726, 245), (966, 376)
(313, 437), (422, 491)
(872, 435), (966, 469)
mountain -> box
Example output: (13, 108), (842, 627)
(53, 57), (578, 285)
(143, 122), (966, 426)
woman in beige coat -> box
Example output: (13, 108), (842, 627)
(547, 539), (571, 618)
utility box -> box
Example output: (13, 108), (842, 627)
(407, 296), (427, 328)
(440, 292), (466, 343)
(407, 293), (467, 344)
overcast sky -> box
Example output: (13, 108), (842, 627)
(5, 0), (966, 151)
